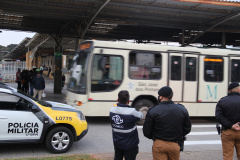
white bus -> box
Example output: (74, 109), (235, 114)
(66, 40), (240, 117)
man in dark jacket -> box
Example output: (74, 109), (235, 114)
(143, 86), (191, 160)
(215, 82), (240, 160)
(32, 71), (45, 100)
(110, 90), (143, 160)
(16, 68), (21, 90)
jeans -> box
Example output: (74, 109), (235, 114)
(30, 83), (34, 96)
(114, 146), (138, 160)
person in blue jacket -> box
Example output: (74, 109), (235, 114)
(110, 90), (143, 160)
(32, 71), (45, 100)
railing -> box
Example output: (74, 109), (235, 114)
(0, 61), (26, 82)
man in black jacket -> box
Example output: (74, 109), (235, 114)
(215, 82), (240, 160)
(143, 86), (191, 160)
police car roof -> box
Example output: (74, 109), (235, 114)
(0, 82), (16, 93)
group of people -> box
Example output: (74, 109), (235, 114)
(16, 68), (45, 100)
(110, 88), (191, 160)
(110, 82), (240, 160)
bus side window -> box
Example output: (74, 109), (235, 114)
(129, 52), (161, 80)
(171, 56), (182, 80)
(204, 56), (223, 82)
(186, 57), (196, 81)
(91, 55), (123, 92)
(231, 59), (240, 82)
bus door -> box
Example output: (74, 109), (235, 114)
(198, 55), (228, 103)
(183, 54), (199, 102)
(168, 53), (184, 101)
(229, 56), (240, 83)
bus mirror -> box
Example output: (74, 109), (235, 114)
(99, 57), (107, 71)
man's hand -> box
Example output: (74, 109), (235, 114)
(231, 122), (240, 131)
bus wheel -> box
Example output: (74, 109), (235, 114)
(134, 99), (154, 125)
(45, 126), (74, 153)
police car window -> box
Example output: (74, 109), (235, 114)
(0, 92), (20, 110)
(17, 90), (52, 107)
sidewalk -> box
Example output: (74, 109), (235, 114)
(92, 150), (226, 160)
(41, 74), (67, 104)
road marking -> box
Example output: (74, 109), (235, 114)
(188, 132), (217, 135)
(137, 125), (216, 129)
(185, 140), (221, 145)
(192, 125), (216, 128)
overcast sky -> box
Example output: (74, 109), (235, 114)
(0, 29), (36, 47)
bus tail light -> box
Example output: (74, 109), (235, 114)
(88, 98), (93, 101)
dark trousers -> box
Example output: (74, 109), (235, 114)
(17, 81), (21, 90)
(114, 146), (138, 160)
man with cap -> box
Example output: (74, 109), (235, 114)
(215, 82), (240, 160)
(143, 86), (191, 160)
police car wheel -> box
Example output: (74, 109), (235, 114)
(45, 126), (74, 153)
(134, 99), (154, 125)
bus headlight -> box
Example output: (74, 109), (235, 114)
(77, 113), (85, 121)
(75, 100), (82, 106)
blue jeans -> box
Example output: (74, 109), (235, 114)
(30, 83), (34, 96)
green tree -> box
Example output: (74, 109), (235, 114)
(7, 44), (17, 52)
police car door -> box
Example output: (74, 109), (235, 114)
(0, 92), (43, 141)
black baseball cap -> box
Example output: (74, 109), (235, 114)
(158, 86), (173, 97)
(228, 82), (240, 90)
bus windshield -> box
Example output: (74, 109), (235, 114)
(67, 51), (90, 93)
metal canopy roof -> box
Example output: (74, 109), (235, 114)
(1, 0), (240, 46)
(5, 38), (31, 59)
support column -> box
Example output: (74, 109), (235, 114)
(54, 46), (63, 94)
(75, 38), (81, 51)
(181, 29), (185, 47)
(221, 32), (226, 48)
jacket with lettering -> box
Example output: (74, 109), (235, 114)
(215, 92), (240, 129)
(143, 101), (191, 142)
(109, 103), (143, 150)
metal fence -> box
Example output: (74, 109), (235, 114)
(0, 61), (26, 82)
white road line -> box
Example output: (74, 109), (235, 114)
(188, 132), (217, 135)
(192, 125), (216, 128)
(137, 125), (216, 129)
(185, 140), (221, 145)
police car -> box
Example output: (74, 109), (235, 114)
(0, 82), (88, 153)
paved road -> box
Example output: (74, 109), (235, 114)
(1, 80), (238, 160)
(0, 116), (237, 160)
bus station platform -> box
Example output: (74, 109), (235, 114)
(3, 75), (229, 160)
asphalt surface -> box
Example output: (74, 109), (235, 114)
(0, 75), (238, 160)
